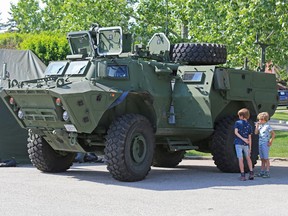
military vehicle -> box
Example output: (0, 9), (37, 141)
(0, 25), (278, 182)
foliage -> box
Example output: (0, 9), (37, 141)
(133, 0), (288, 71)
(0, 33), (23, 49)
(11, 0), (135, 33)
(0, 31), (69, 65)
(277, 68), (288, 82)
(19, 32), (70, 65)
(10, 0), (42, 33)
(5, 0), (288, 82)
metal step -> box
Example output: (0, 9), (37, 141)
(166, 137), (199, 151)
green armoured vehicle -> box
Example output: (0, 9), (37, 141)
(0, 25), (278, 181)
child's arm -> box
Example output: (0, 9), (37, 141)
(254, 122), (259, 134)
(234, 128), (249, 144)
(248, 134), (252, 150)
(268, 130), (275, 146)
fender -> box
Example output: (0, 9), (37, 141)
(108, 91), (129, 109)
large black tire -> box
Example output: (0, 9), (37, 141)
(27, 131), (76, 172)
(152, 146), (185, 167)
(171, 43), (227, 65)
(211, 116), (258, 173)
(104, 114), (155, 182)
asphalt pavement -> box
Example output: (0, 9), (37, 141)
(0, 159), (288, 216)
(0, 109), (287, 215)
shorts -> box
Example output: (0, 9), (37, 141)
(259, 141), (270, 159)
(235, 145), (250, 159)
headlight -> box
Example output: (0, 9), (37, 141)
(63, 111), (69, 121)
(18, 109), (24, 119)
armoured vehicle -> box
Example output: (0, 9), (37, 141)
(0, 25), (278, 182)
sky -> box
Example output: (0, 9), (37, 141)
(0, 0), (19, 22)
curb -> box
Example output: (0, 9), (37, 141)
(184, 156), (212, 160)
(184, 156), (288, 161)
(270, 119), (288, 125)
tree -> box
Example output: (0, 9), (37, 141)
(56, 0), (134, 32)
(10, 0), (43, 33)
(10, 0), (136, 33)
(7, 0), (288, 79)
(135, 0), (288, 70)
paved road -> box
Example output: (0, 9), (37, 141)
(269, 119), (288, 131)
(1, 159), (288, 216)
(267, 107), (288, 131)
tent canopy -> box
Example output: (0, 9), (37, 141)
(0, 49), (45, 88)
(0, 49), (46, 163)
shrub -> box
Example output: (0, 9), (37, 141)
(19, 32), (70, 65)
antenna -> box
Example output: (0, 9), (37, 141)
(165, 0), (168, 36)
(254, 33), (270, 72)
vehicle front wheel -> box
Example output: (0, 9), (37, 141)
(27, 131), (76, 172)
(104, 114), (155, 182)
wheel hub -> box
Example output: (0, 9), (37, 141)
(131, 134), (147, 163)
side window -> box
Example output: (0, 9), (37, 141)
(107, 65), (129, 78)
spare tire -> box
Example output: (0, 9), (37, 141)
(171, 43), (227, 65)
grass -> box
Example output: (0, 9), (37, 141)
(186, 150), (210, 157)
(272, 107), (288, 121)
(270, 131), (288, 158)
(186, 131), (288, 158)
(272, 112), (288, 121)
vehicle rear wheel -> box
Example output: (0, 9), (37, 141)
(211, 116), (258, 173)
(171, 43), (227, 65)
(27, 131), (76, 172)
(153, 146), (185, 167)
(104, 114), (155, 182)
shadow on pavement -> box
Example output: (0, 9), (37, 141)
(48, 160), (288, 191)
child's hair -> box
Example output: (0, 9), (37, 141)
(238, 108), (250, 119)
(257, 112), (270, 122)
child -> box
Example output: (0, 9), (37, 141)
(254, 112), (275, 178)
(234, 108), (254, 181)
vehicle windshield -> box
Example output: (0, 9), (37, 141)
(45, 61), (68, 76)
(97, 27), (122, 56)
(68, 32), (94, 57)
(65, 61), (89, 75)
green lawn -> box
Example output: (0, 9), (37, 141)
(272, 112), (288, 121)
(270, 131), (288, 158)
(186, 131), (288, 158)
(272, 106), (288, 120)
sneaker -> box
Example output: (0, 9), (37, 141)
(240, 173), (246, 181)
(256, 172), (264, 177)
(262, 172), (270, 178)
(249, 171), (254, 180)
